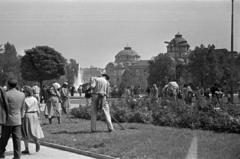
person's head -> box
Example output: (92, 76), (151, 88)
(153, 84), (156, 88)
(62, 82), (68, 88)
(102, 74), (110, 80)
(183, 84), (187, 87)
(7, 78), (18, 89)
(23, 85), (33, 97)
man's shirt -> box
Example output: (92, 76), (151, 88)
(91, 77), (110, 96)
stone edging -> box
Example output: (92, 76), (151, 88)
(37, 141), (120, 159)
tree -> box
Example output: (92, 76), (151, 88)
(0, 42), (21, 86)
(148, 53), (175, 87)
(188, 44), (238, 88)
(21, 46), (66, 90)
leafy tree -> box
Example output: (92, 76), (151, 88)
(148, 53), (175, 87)
(21, 46), (66, 89)
(0, 42), (21, 86)
(188, 44), (238, 88)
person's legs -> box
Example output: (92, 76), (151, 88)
(22, 139), (29, 154)
(48, 118), (52, 124)
(102, 98), (114, 132)
(12, 126), (21, 159)
(35, 139), (40, 152)
(91, 95), (98, 132)
(57, 117), (61, 124)
(0, 125), (12, 157)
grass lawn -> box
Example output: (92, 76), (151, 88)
(39, 112), (240, 159)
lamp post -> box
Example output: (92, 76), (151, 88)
(230, 0), (234, 103)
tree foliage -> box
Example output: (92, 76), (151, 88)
(0, 42), (21, 86)
(148, 53), (175, 87)
(21, 46), (66, 88)
(187, 44), (238, 88)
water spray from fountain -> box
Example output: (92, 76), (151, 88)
(73, 63), (82, 88)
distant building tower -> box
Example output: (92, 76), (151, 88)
(164, 32), (190, 64)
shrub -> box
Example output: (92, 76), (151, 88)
(70, 105), (91, 120)
(70, 96), (240, 134)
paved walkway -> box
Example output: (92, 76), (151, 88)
(4, 139), (95, 159)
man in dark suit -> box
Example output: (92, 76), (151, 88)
(0, 86), (8, 125)
(0, 78), (25, 159)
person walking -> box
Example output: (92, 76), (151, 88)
(32, 83), (40, 103)
(90, 74), (114, 133)
(44, 84), (61, 124)
(70, 85), (75, 97)
(0, 78), (25, 159)
(77, 85), (82, 97)
(21, 86), (44, 154)
(60, 82), (71, 114)
(0, 86), (8, 125)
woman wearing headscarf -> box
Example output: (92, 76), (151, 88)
(21, 86), (44, 154)
(44, 83), (61, 124)
(60, 82), (71, 114)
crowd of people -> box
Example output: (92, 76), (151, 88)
(0, 73), (115, 159)
(1, 75), (239, 159)
(121, 80), (235, 109)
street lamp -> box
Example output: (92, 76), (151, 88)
(230, 0), (234, 103)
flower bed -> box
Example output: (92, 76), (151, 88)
(70, 96), (240, 133)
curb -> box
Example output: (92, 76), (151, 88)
(37, 141), (120, 159)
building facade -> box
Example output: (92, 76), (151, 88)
(105, 46), (142, 86)
(81, 66), (105, 84)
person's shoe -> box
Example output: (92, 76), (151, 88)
(36, 143), (40, 152)
(108, 129), (114, 133)
(0, 153), (5, 158)
(21, 150), (29, 154)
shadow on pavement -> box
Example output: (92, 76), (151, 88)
(51, 130), (109, 134)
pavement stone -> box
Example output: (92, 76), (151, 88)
(3, 139), (95, 159)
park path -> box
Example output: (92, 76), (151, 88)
(4, 139), (95, 159)
(185, 136), (198, 159)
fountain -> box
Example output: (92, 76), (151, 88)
(73, 63), (82, 88)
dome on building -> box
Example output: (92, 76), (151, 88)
(177, 58), (185, 65)
(116, 46), (140, 57)
(170, 32), (188, 45)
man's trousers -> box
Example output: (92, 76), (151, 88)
(91, 94), (114, 132)
(0, 125), (21, 159)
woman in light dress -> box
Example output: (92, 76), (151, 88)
(21, 86), (44, 154)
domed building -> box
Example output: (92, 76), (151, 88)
(105, 46), (148, 86)
(164, 32), (190, 64)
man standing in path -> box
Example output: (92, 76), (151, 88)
(90, 74), (114, 133)
(32, 83), (40, 103)
(0, 78), (25, 159)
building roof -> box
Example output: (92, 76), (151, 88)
(115, 46), (140, 57)
(169, 32), (189, 46)
(129, 60), (150, 68)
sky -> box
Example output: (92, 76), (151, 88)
(0, 0), (239, 68)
